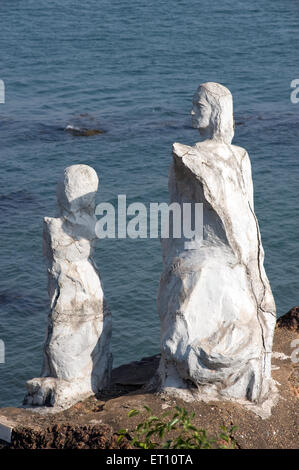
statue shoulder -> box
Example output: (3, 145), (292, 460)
(172, 142), (207, 161)
(172, 142), (193, 158)
(231, 144), (250, 159)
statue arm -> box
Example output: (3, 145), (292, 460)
(242, 151), (254, 209)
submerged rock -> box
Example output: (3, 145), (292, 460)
(65, 125), (105, 136)
(64, 114), (105, 136)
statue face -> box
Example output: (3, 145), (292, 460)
(190, 89), (211, 132)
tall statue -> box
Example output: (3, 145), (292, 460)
(156, 83), (276, 410)
(24, 165), (112, 409)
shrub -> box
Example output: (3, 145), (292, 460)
(118, 405), (237, 449)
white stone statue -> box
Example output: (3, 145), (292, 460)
(24, 164), (112, 409)
(156, 83), (277, 411)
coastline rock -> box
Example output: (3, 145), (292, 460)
(0, 319), (297, 449)
(277, 306), (299, 332)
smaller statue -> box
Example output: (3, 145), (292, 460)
(24, 165), (112, 409)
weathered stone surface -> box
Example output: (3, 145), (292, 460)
(24, 165), (112, 410)
(156, 83), (277, 412)
(277, 306), (299, 332)
(10, 424), (130, 450)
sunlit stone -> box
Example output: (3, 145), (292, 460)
(156, 83), (277, 414)
(24, 164), (112, 409)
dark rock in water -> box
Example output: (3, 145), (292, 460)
(277, 306), (299, 332)
(65, 125), (105, 136)
(64, 112), (106, 136)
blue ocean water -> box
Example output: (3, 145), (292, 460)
(0, 0), (298, 407)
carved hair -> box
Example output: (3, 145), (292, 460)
(198, 82), (234, 144)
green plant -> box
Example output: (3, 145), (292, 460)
(218, 424), (238, 449)
(117, 405), (237, 449)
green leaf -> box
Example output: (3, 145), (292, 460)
(147, 416), (159, 423)
(169, 417), (180, 428)
(159, 427), (166, 438)
(187, 424), (197, 431)
(118, 429), (127, 434)
(128, 409), (140, 417)
(163, 440), (172, 449)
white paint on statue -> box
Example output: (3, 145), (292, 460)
(155, 83), (277, 416)
(24, 165), (112, 409)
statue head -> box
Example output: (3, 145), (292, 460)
(56, 164), (99, 217)
(191, 82), (234, 144)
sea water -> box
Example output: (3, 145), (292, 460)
(0, 0), (298, 406)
